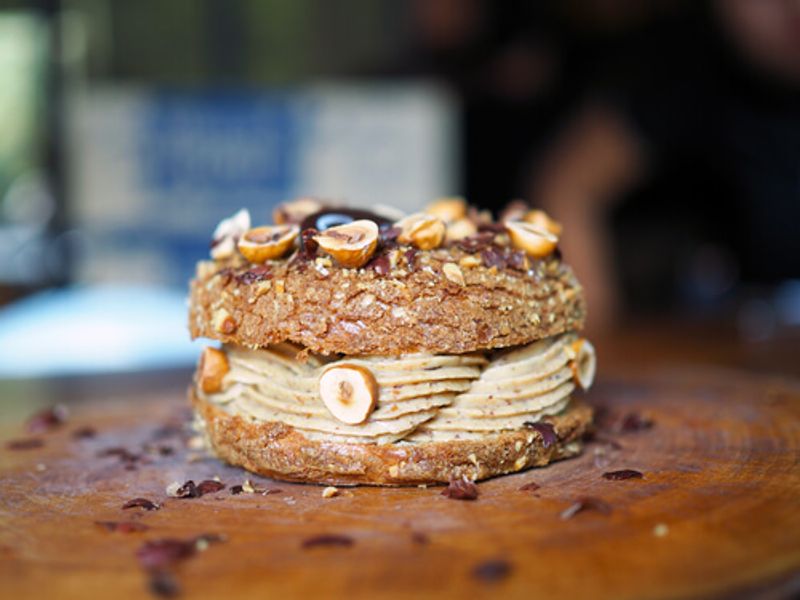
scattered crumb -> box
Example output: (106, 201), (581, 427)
(653, 523), (669, 538)
(321, 486), (339, 499)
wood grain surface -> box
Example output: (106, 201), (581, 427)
(1, 367), (799, 600)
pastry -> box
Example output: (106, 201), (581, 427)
(189, 198), (594, 485)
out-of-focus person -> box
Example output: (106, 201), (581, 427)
(529, 0), (800, 333)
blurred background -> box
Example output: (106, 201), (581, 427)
(0, 0), (798, 385)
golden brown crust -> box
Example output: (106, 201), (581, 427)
(192, 389), (593, 486)
(188, 246), (586, 356)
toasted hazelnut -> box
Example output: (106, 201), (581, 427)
(237, 224), (299, 263)
(273, 197), (325, 225)
(567, 338), (596, 391)
(442, 262), (465, 286)
(499, 199), (529, 222)
(445, 218), (478, 242)
(505, 220), (559, 258)
(198, 347), (229, 394)
(319, 364), (378, 425)
(314, 220), (378, 268)
(424, 197), (467, 222)
(210, 209), (251, 260)
(523, 209), (563, 236)
(395, 213), (446, 250)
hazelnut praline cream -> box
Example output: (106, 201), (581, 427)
(189, 198), (595, 484)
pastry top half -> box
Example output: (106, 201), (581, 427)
(189, 198), (585, 356)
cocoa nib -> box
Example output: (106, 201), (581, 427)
(518, 482), (541, 492)
(602, 469), (643, 481)
(167, 480), (199, 499)
(148, 571), (180, 598)
(5, 438), (44, 450)
(524, 421), (557, 448)
(97, 447), (141, 465)
(137, 534), (224, 574)
(619, 412), (654, 433)
(196, 480), (225, 495)
(72, 426), (97, 439)
(229, 485), (244, 495)
(122, 498), (161, 511)
(481, 247), (507, 269)
(441, 476), (479, 500)
(506, 250), (529, 271)
(411, 532), (429, 545)
(472, 559), (512, 582)
(235, 265), (272, 285)
(457, 231), (495, 253)
(296, 228), (319, 261)
(379, 226), (402, 246)
(26, 405), (68, 434)
(301, 534), (354, 549)
(136, 539), (196, 570)
(404, 247), (418, 270)
(96, 521), (150, 533)
(560, 497), (612, 520)
(366, 254), (390, 275)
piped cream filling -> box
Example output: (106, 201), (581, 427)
(201, 332), (588, 444)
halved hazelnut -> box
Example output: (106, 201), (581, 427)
(273, 197), (325, 225)
(395, 212), (446, 250)
(210, 209), (251, 260)
(318, 365), (378, 425)
(505, 220), (559, 258)
(198, 347), (229, 394)
(313, 220), (378, 268)
(425, 197), (467, 222)
(523, 209), (563, 236)
(445, 218), (478, 242)
(237, 224), (299, 263)
(499, 199), (529, 222)
(567, 339), (596, 391)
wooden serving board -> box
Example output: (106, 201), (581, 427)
(1, 368), (799, 599)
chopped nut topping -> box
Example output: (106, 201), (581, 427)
(442, 263), (465, 286)
(314, 220), (379, 268)
(395, 212), (446, 250)
(459, 255), (482, 269)
(318, 365), (378, 425)
(212, 308), (236, 334)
